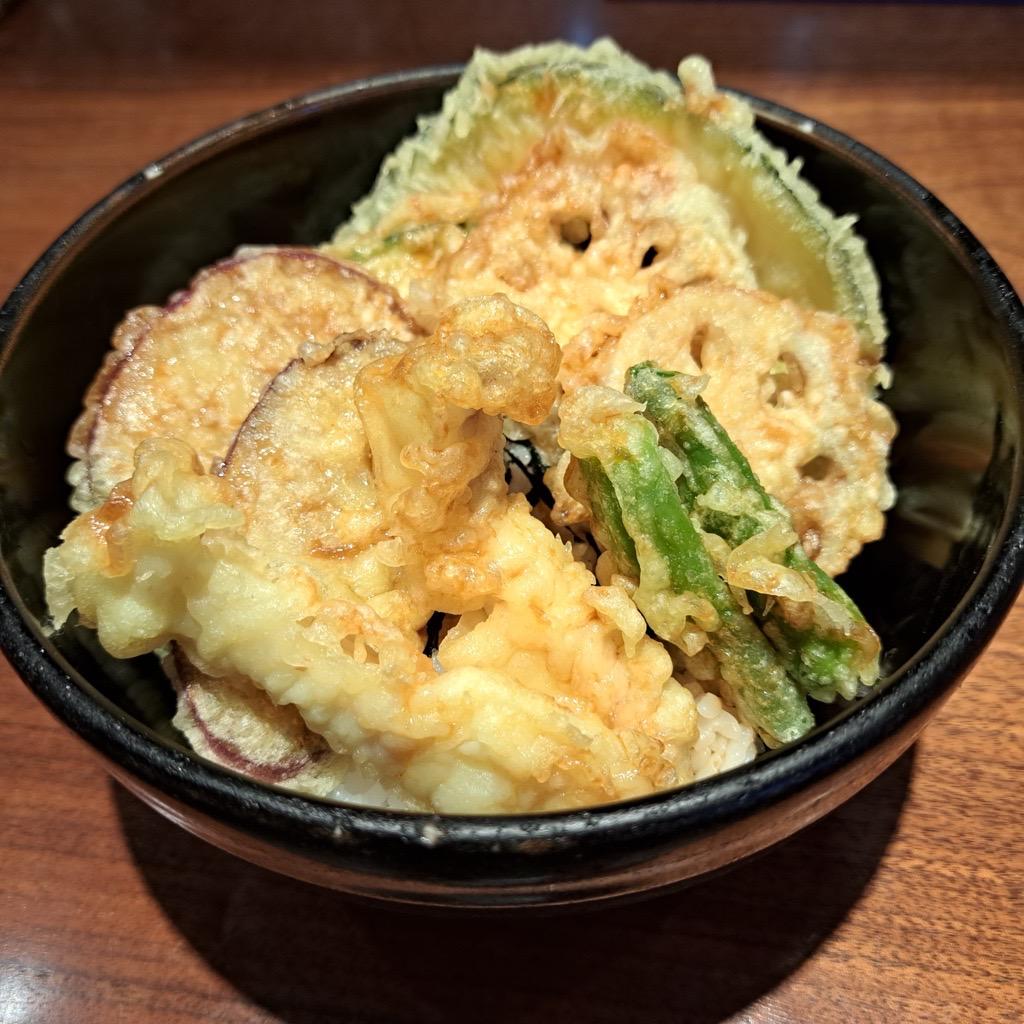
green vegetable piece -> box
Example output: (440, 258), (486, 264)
(626, 361), (880, 701)
(564, 397), (814, 746)
(579, 457), (639, 577)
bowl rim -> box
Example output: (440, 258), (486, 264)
(2, 64), (1023, 855)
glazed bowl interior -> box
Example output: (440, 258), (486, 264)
(1, 68), (1022, 856)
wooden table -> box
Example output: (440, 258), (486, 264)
(1, 3), (1022, 1021)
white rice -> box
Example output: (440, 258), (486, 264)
(681, 677), (760, 781)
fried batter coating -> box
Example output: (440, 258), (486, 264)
(69, 248), (423, 511)
(330, 42), (886, 354)
(169, 331), (420, 783)
(354, 297), (562, 610)
(562, 283), (896, 575)
(348, 121), (754, 343)
(222, 331), (420, 630)
(46, 296), (700, 813)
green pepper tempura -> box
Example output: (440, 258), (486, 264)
(559, 386), (815, 746)
(559, 366), (883, 746)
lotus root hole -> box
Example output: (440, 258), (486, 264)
(799, 455), (836, 481)
(557, 216), (592, 252)
(766, 352), (806, 406)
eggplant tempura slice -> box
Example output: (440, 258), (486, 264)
(327, 40), (884, 353)
(68, 247), (424, 510)
(562, 282), (897, 575)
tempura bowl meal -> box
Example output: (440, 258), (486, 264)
(2, 42), (1022, 908)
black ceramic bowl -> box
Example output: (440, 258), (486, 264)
(2, 67), (1023, 910)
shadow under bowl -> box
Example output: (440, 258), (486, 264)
(1, 67), (1022, 909)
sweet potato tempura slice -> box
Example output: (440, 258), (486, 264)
(222, 330), (419, 628)
(167, 648), (351, 795)
(68, 247), (424, 510)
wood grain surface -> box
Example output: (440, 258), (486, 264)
(1, 3), (1022, 1022)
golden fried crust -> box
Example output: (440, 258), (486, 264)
(178, 332), (421, 781)
(562, 283), (897, 575)
(222, 330), (422, 631)
(48, 439), (698, 813)
(342, 120), (755, 343)
(398, 296), (563, 427)
(69, 248), (424, 511)
(45, 299), (709, 813)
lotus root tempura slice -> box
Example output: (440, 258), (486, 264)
(329, 41), (884, 352)
(338, 116), (757, 345)
(67, 247), (424, 510)
(562, 282), (896, 575)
